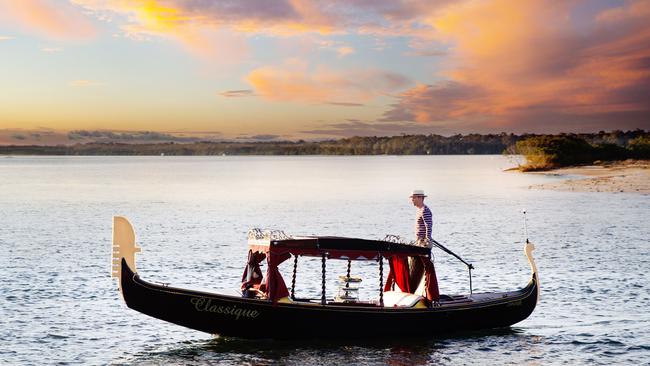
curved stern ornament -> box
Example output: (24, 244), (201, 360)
(111, 216), (141, 290)
(524, 241), (540, 305)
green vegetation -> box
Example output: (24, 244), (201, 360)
(515, 130), (650, 171)
(628, 135), (650, 158)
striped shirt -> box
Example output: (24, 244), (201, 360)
(415, 205), (433, 240)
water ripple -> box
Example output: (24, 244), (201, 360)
(1, 156), (648, 365)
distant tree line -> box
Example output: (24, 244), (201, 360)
(1, 130), (648, 162)
(0, 133), (519, 155)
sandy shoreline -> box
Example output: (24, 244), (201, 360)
(523, 160), (650, 194)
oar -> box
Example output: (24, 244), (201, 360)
(430, 238), (474, 270)
(430, 238), (474, 295)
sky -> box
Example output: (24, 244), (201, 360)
(0, 0), (649, 144)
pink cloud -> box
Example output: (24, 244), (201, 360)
(381, 0), (650, 132)
(0, 0), (96, 41)
(247, 63), (410, 105)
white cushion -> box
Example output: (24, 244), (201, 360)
(382, 291), (425, 307)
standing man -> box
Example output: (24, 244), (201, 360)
(384, 189), (439, 302)
(408, 190), (439, 302)
(410, 189), (433, 247)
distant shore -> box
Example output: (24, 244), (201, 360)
(1, 130), (648, 156)
(0, 134), (516, 156)
(523, 160), (650, 194)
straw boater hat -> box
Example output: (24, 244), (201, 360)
(409, 189), (427, 198)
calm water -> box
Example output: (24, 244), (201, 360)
(1, 155), (648, 365)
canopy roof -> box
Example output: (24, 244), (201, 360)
(248, 236), (430, 260)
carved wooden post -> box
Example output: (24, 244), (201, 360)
(112, 216), (141, 291)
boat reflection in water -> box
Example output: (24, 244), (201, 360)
(112, 216), (539, 339)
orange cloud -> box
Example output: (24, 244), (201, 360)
(247, 63), (410, 105)
(0, 1), (446, 55)
(336, 46), (355, 57)
(0, 0), (96, 41)
(73, 0), (249, 61)
(71, 0), (449, 47)
(47, 0), (453, 73)
(382, 0), (650, 132)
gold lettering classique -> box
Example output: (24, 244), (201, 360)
(190, 297), (260, 320)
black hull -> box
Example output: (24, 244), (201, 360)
(120, 259), (538, 339)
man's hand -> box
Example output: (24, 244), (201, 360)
(416, 238), (433, 248)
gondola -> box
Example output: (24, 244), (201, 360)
(111, 216), (539, 338)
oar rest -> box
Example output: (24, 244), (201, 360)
(382, 291), (428, 308)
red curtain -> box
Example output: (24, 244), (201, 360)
(383, 256), (440, 302)
(383, 256), (411, 293)
(265, 251), (291, 302)
(241, 250), (266, 291)
(421, 257), (440, 302)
